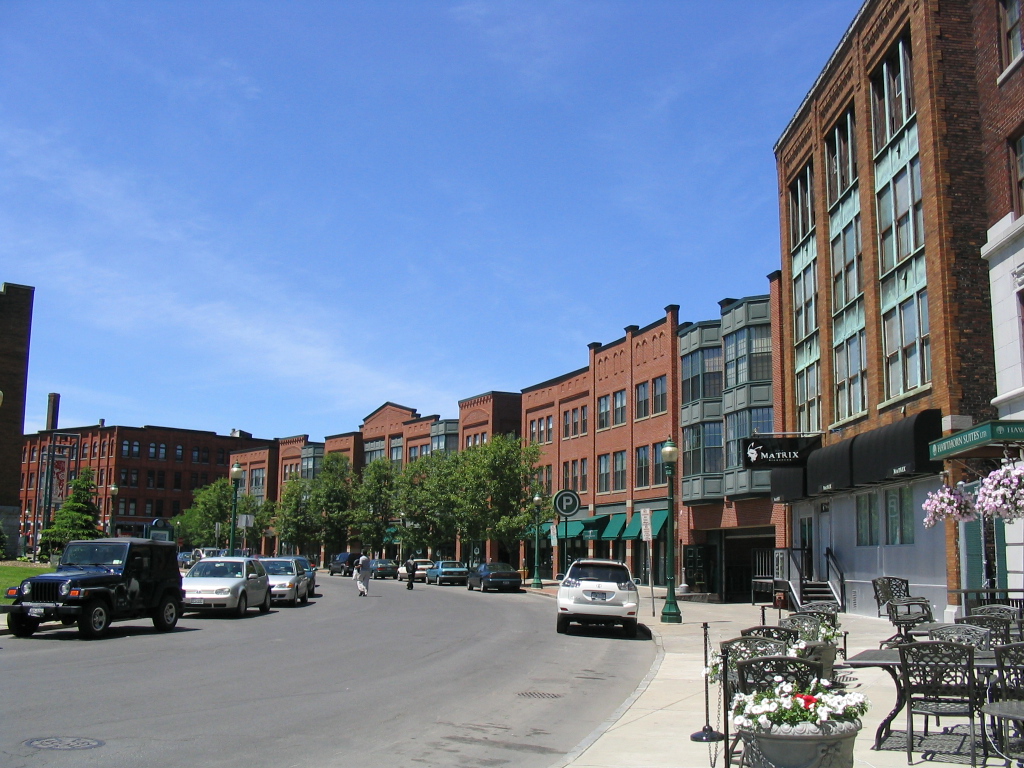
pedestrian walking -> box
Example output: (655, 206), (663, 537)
(405, 556), (417, 590)
(355, 552), (371, 596)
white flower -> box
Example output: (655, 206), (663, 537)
(758, 715), (770, 729)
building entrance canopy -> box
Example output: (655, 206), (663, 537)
(928, 420), (1024, 461)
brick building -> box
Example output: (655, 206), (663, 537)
(458, 391), (521, 450)
(772, 0), (996, 617)
(521, 305), (680, 583)
(19, 422), (267, 552)
(0, 283), (33, 557)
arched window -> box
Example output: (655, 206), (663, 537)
(158, 444), (167, 460)
(122, 440), (130, 458)
(82, 442), (89, 459)
(131, 441), (140, 458)
(69, 443), (78, 460)
(175, 444), (184, 461)
(149, 443), (157, 459)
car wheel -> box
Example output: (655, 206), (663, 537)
(235, 592), (248, 618)
(393, 574), (398, 580)
(78, 600), (111, 639)
(467, 581), (474, 590)
(300, 585), (309, 605)
(622, 619), (638, 639)
(556, 615), (569, 634)
(8, 612), (41, 638)
(152, 594), (180, 631)
(259, 589), (271, 613)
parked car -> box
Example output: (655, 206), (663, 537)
(329, 553), (358, 577)
(369, 559), (399, 579)
(261, 558), (309, 606)
(2, 538), (184, 639)
(425, 561), (470, 586)
(177, 552), (194, 568)
(467, 562), (523, 592)
(398, 559), (434, 582)
(293, 556), (318, 596)
(182, 557), (271, 617)
(192, 547), (221, 562)
(555, 558), (639, 637)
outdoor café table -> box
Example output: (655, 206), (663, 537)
(845, 647), (997, 749)
(983, 699), (1024, 762)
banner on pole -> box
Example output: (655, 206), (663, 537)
(640, 508), (653, 542)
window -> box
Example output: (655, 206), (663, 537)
(191, 447), (200, 463)
(1001, 0), (1022, 70)
(571, 460), (579, 491)
(682, 347), (724, 404)
(217, 448), (226, 465)
(612, 390), (627, 425)
(635, 446), (650, 488)
(834, 330), (867, 421)
(683, 426), (701, 477)
(100, 441), (106, 458)
(563, 411), (571, 439)
(598, 396), (611, 429)
(580, 457), (588, 492)
(612, 451), (627, 491)
(877, 157), (924, 274)
(751, 407), (773, 436)
(653, 441), (666, 485)
(635, 382), (649, 419)
(158, 443), (167, 460)
(562, 462), (570, 490)
(546, 416), (553, 443)
(409, 445), (419, 462)
(682, 424), (724, 476)
(1015, 134), (1024, 215)
(725, 326), (771, 388)
(796, 362), (821, 432)
(147, 470), (155, 489)
(884, 486), (915, 545)
(572, 408), (580, 436)
(530, 420), (537, 444)
(789, 163), (815, 247)
(652, 375), (667, 414)
(598, 454), (610, 493)
(132, 441), (140, 458)
(122, 440), (130, 458)
(832, 216), (862, 309)
(364, 439), (385, 464)
(794, 261), (818, 341)
(872, 36), (915, 152)
(149, 443), (157, 459)
(856, 493), (879, 546)
(28, 472), (34, 489)
(82, 442), (89, 459)
(883, 290), (931, 398)
(201, 447), (209, 463)
(580, 405), (588, 434)
(545, 465), (552, 494)
(725, 411), (750, 469)
(175, 444), (183, 461)
(826, 109), (858, 206)
(174, 472), (182, 490)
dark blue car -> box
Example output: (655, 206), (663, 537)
(467, 563), (522, 592)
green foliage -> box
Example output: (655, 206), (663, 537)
(354, 459), (398, 555)
(395, 450), (462, 555)
(237, 494), (276, 552)
(0, 520), (7, 557)
(38, 468), (102, 557)
(275, 477), (321, 554)
(309, 453), (356, 553)
(172, 478), (233, 548)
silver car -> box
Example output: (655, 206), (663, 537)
(183, 557), (271, 617)
(262, 558), (309, 606)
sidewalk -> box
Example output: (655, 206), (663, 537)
(529, 585), (979, 768)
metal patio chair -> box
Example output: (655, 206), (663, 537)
(780, 613), (822, 644)
(735, 655), (824, 696)
(972, 604), (1024, 641)
(882, 597), (933, 648)
(995, 642), (1024, 701)
(929, 623), (992, 651)
(739, 625), (800, 645)
(720, 636), (788, 767)
(958, 614), (1013, 646)
(873, 576), (911, 617)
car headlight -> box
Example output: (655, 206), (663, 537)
(58, 581), (72, 596)
(215, 588), (231, 596)
(20, 580), (31, 597)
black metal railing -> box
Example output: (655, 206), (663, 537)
(823, 546), (846, 611)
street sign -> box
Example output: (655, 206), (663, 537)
(553, 489), (582, 518)
(473, 547), (480, 555)
(237, 514), (254, 528)
(640, 508), (653, 542)
(582, 530), (599, 541)
(549, 523), (558, 546)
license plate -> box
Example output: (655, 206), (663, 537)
(189, 598), (204, 605)
(28, 607), (44, 617)
(589, 592), (608, 601)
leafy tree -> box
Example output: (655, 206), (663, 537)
(309, 453), (357, 554)
(38, 468), (102, 557)
(276, 477), (321, 555)
(354, 458), (399, 555)
(237, 494), (276, 554)
(395, 450), (462, 557)
(172, 478), (233, 548)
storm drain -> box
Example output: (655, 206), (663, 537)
(517, 691), (563, 699)
(24, 737), (104, 751)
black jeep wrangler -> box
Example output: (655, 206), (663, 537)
(2, 538), (184, 639)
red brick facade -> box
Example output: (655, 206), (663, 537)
(0, 284), (33, 521)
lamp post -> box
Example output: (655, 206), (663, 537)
(660, 438), (681, 624)
(229, 462), (243, 556)
(108, 484), (119, 536)
(531, 494), (544, 589)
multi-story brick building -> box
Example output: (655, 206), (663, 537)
(678, 294), (786, 601)
(772, 0), (996, 617)
(521, 306), (680, 582)
(0, 282), (33, 556)
(19, 422), (267, 552)
(459, 391), (521, 450)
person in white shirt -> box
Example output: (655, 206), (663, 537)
(355, 553), (371, 596)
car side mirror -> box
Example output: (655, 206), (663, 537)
(247, 574), (258, 580)
(555, 573), (564, 581)
(633, 578), (642, 585)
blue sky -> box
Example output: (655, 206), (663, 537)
(1, 1), (862, 439)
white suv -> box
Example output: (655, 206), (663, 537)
(556, 559), (640, 637)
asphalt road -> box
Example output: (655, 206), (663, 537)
(1, 571), (656, 768)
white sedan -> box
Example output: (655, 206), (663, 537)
(398, 559), (434, 582)
(182, 557), (271, 617)
(262, 558), (310, 606)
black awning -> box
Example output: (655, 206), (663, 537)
(805, 436), (855, 496)
(770, 466), (806, 502)
(851, 408), (942, 485)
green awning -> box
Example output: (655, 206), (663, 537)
(929, 420), (1024, 461)
(601, 513), (627, 540)
(552, 520), (584, 538)
(622, 509), (669, 539)
(524, 521), (552, 538)
(383, 525), (400, 544)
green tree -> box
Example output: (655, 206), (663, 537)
(395, 450), (462, 556)
(172, 478), (233, 548)
(309, 453), (357, 554)
(237, 494), (276, 554)
(354, 458), (398, 555)
(38, 468), (102, 557)
(276, 477), (321, 554)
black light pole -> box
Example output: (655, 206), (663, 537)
(691, 621), (725, 743)
(107, 484), (119, 536)
(660, 438), (681, 623)
(531, 494), (544, 589)
(229, 462), (243, 556)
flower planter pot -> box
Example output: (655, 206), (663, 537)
(740, 719), (861, 768)
(801, 641), (837, 679)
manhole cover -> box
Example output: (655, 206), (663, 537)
(24, 737), (104, 751)
(517, 691), (563, 699)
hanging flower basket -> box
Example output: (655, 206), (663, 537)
(974, 466), (1024, 522)
(922, 484), (976, 528)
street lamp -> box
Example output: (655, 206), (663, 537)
(108, 484), (119, 537)
(229, 462), (243, 556)
(660, 438), (682, 624)
(531, 494), (544, 589)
